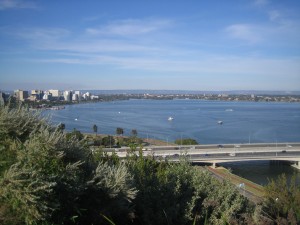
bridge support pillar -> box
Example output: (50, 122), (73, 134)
(292, 161), (300, 170)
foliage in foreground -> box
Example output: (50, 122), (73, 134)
(0, 105), (136, 225)
(261, 174), (300, 224)
(0, 104), (299, 225)
(126, 151), (252, 225)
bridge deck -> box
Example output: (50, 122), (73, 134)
(110, 142), (300, 166)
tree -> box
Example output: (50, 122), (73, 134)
(175, 138), (198, 145)
(66, 128), (84, 141)
(116, 127), (124, 136)
(58, 123), (65, 131)
(261, 174), (300, 224)
(131, 129), (137, 137)
(101, 136), (115, 147)
(92, 124), (98, 136)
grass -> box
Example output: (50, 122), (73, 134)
(84, 133), (177, 146)
(206, 166), (264, 199)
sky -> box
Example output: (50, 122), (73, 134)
(0, 0), (299, 91)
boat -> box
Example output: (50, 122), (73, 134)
(75, 118), (78, 121)
(225, 109), (233, 112)
(168, 116), (174, 121)
(217, 120), (223, 125)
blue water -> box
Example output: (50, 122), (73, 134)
(47, 99), (300, 144)
(45, 99), (300, 185)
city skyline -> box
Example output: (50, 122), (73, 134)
(0, 0), (300, 91)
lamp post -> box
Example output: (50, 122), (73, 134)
(181, 133), (183, 146)
(248, 132), (251, 144)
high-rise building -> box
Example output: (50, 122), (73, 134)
(42, 91), (52, 100)
(82, 92), (91, 100)
(72, 93), (79, 101)
(64, 91), (72, 101)
(49, 89), (60, 97)
(14, 90), (28, 101)
(31, 90), (44, 100)
(74, 91), (82, 101)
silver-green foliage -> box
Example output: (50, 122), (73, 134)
(0, 163), (56, 224)
(164, 161), (249, 224)
(88, 162), (137, 201)
(0, 104), (136, 224)
(128, 154), (251, 225)
(0, 124), (86, 224)
(0, 104), (47, 141)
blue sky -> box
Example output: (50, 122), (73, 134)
(0, 0), (299, 91)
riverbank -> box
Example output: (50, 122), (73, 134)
(205, 166), (264, 203)
(83, 133), (177, 147)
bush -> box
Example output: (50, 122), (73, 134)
(175, 138), (198, 145)
(0, 104), (258, 225)
(126, 152), (251, 225)
(261, 174), (300, 224)
(0, 104), (137, 225)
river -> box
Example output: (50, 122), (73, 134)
(46, 99), (300, 185)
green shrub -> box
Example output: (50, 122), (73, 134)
(175, 138), (198, 145)
(0, 104), (259, 225)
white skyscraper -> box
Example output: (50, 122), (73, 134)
(49, 89), (60, 97)
(64, 91), (72, 101)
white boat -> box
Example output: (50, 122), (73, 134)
(168, 116), (174, 121)
(75, 118), (78, 121)
(225, 109), (233, 112)
(217, 120), (223, 125)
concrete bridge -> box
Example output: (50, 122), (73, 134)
(111, 142), (300, 169)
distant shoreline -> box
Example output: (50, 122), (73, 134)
(26, 93), (300, 111)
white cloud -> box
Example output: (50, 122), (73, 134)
(0, 0), (37, 10)
(225, 24), (262, 43)
(268, 10), (281, 21)
(42, 40), (156, 53)
(4, 25), (161, 53)
(35, 52), (300, 80)
(13, 28), (70, 41)
(85, 18), (172, 36)
(3, 16), (299, 91)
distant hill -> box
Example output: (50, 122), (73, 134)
(81, 89), (300, 96)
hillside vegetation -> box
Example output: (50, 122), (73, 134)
(0, 104), (299, 225)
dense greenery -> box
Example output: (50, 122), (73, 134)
(261, 174), (300, 224)
(116, 127), (124, 136)
(0, 104), (299, 225)
(93, 124), (98, 136)
(175, 138), (198, 145)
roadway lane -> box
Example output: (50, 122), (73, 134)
(164, 151), (300, 161)
(107, 143), (300, 160)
